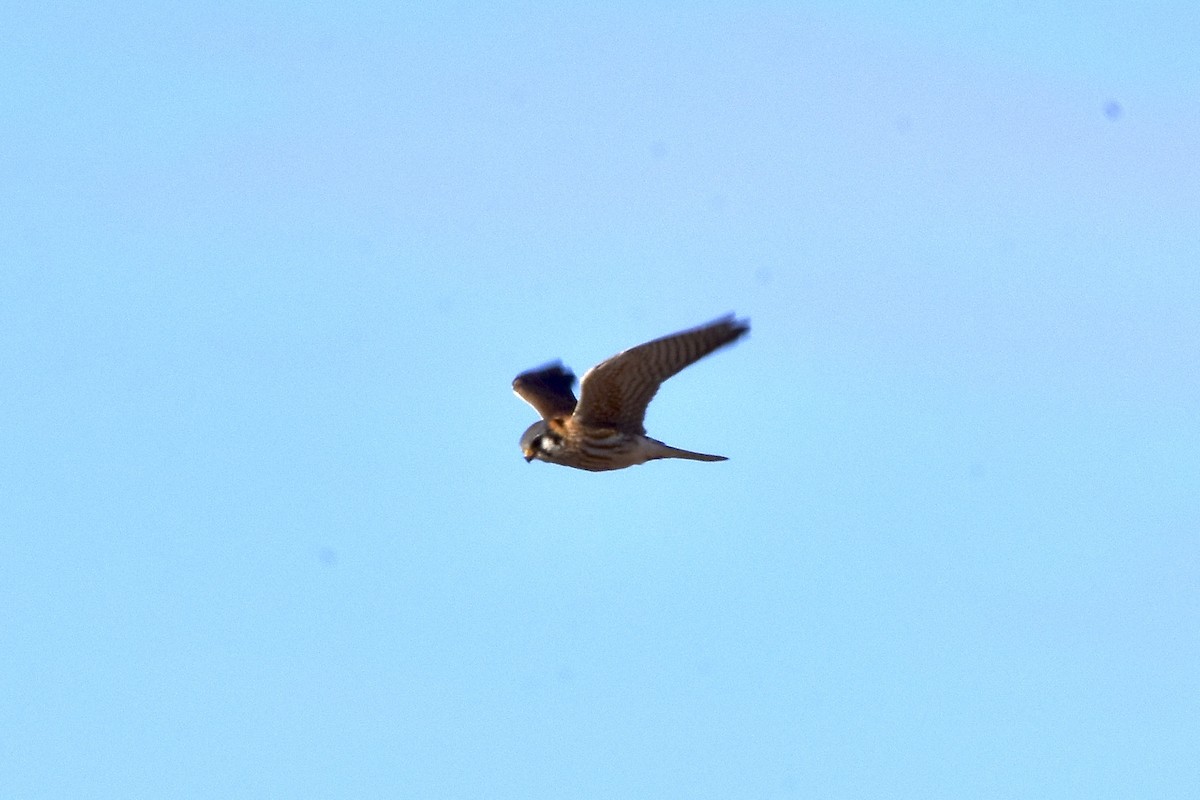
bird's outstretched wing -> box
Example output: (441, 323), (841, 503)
(574, 314), (750, 434)
(513, 361), (578, 420)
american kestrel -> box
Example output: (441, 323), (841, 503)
(513, 314), (750, 471)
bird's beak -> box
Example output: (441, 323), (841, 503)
(523, 449), (535, 462)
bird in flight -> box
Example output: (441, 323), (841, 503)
(513, 314), (750, 471)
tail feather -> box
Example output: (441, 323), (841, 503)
(654, 442), (728, 463)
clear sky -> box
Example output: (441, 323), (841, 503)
(3, 3), (1197, 798)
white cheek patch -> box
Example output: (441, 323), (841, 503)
(541, 436), (561, 452)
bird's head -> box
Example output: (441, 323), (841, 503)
(520, 420), (565, 463)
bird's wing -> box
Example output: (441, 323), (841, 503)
(574, 314), (749, 434)
(512, 361), (578, 420)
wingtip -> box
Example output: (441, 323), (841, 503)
(711, 312), (750, 337)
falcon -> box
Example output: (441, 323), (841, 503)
(513, 314), (750, 471)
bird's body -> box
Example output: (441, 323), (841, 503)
(513, 315), (749, 471)
(518, 417), (727, 472)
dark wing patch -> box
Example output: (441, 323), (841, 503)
(513, 361), (578, 420)
(574, 314), (749, 434)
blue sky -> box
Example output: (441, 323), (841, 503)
(2, 3), (1197, 798)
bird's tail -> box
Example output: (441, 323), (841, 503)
(652, 442), (728, 463)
